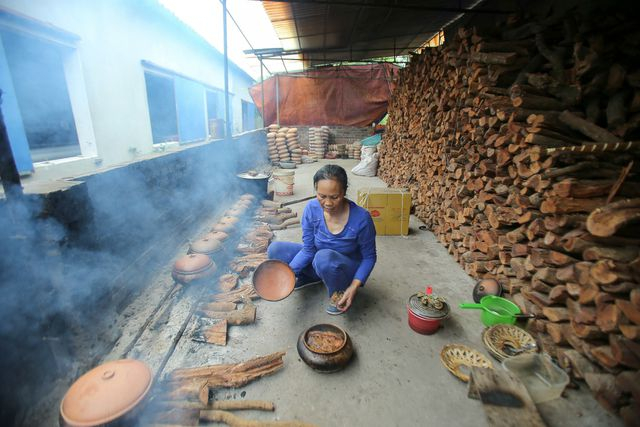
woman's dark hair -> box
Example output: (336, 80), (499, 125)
(313, 164), (348, 192)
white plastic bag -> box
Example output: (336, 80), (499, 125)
(351, 152), (379, 177)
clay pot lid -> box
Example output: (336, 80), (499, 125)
(252, 260), (295, 301)
(60, 359), (152, 427)
(225, 207), (245, 217)
(408, 294), (450, 319)
(189, 238), (223, 255)
(173, 254), (214, 274)
(205, 231), (228, 241)
(473, 278), (503, 303)
(213, 223), (235, 232)
(220, 216), (239, 225)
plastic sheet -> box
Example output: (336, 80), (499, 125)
(249, 64), (398, 127)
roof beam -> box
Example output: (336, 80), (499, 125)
(257, 0), (514, 14)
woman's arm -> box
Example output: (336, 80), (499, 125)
(288, 203), (317, 274)
(337, 213), (376, 312)
(353, 213), (377, 284)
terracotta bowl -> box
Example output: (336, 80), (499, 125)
(252, 260), (295, 301)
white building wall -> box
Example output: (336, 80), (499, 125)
(0, 0), (255, 180)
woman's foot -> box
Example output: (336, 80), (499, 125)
(294, 278), (322, 290)
(326, 291), (346, 315)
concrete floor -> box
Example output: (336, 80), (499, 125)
(64, 159), (620, 427)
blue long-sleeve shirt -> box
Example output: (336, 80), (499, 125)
(289, 198), (377, 284)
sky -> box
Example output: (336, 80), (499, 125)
(158, 0), (302, 80)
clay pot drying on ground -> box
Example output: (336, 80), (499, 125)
(239, 194), (255, 201)
(212, 222), (235, 233)
(60, 359), (152, 427)
(189, 237), (223, 257)
(297, 324), (354, 373)
(205, 231), (228, 242)
(172, 253), (216, 283)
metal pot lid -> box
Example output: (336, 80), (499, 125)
(408, 294), (450, 319)
(173, 253), (214, 274)
(60, 359), (152, 427)
(189, 238), (223, 255)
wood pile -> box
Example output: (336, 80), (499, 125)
(378, 4), (640, 421)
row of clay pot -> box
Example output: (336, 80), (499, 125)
(171, 194), (257, 283)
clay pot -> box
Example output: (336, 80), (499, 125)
(219, 216), (239, 225)
(234, 200), (252, 209)
(225, 207), (245, 217)
(60, 359), (152, 427)
(473, 278), (503, 303)
(205, 231), (228, 242)
(407, 294), (450, 335)
(239, 194), (256, 201)
(172, 253), (216, 284)
(252, 260), (295, 301)
(212, 222), (235, 233)
(189, 237), (223, 257)
(297, 324), (354, 373)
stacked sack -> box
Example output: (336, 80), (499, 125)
(266, 124), (280, 163)
(286, 128), (302, 164)
(308, 126), (330, 159)
(348, 142), (362, 160)
(275, 127), (291, 163)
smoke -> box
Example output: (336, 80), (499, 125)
(0, 129), (268, 425)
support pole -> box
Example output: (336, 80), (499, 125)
(0, 90), (23, 199)
(260, 58), (265, 126)
(222, 0), (232, 140)
(275, 74), (280, 126)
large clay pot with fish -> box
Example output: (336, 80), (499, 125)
(59, 359), (152, 426)
(296, 324), (354, 373)
(172, 253), (216, 284)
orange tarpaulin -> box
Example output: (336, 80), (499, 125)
(249, 63), (398, 127)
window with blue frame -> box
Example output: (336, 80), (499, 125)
(1, 30), (80, 163)
(144, 71), (179, 144)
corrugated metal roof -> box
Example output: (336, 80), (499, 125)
(258, 0), (513, 69)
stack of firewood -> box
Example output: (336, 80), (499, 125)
(378, 4), (640, 421)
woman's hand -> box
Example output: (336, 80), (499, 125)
(337, 280), (361, 312)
